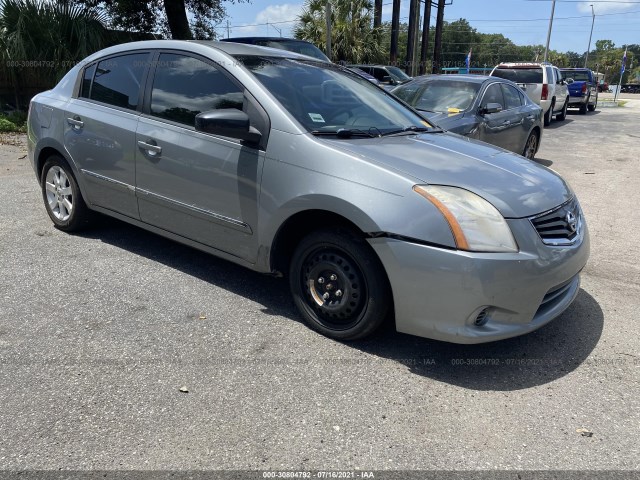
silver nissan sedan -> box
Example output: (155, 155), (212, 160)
(27, 40), (589, 343)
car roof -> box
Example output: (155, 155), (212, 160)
(349, 64), (394, 68)
(81, 39), (315, 64)
(220, 37), (314, 43)
(406, 74), (494, 85)
(495, 62), (552, 68)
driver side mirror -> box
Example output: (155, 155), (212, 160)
(566, 78), (574, 84)
(195, 109), (262, 145)
(481, 103), (502, 115)
(382, 75), (393, 84)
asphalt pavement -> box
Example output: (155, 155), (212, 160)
(0, 100), (638, 473)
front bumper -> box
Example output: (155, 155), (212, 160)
(369, 217), (590, 344)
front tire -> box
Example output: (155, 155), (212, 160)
(289, 228), (391, 341)
(41, 155), (92, 231)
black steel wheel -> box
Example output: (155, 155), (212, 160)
(289, 228), (391, 340)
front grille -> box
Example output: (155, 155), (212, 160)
(530, 197), (582, 246)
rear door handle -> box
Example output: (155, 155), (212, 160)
(67, 117), (84, 129)
(137, 140), (162, 156)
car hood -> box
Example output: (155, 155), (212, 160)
(323, 132), (571, 218)
(420, 110), (464, 127)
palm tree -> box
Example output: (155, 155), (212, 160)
(0, 0), (108, 108)
(294, 0), (383, 64)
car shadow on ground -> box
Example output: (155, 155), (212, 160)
(78, 215), (603, 392)
(545, 118), (575, 129)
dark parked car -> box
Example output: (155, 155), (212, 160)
(348, 64), (412, 88)
(220, 37), (330, 62)
(392, 74), (544, 159)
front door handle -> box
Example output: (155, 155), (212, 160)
(137, 140), (162, 156)
(67, 117), (84, 129)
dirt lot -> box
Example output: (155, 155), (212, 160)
(0, 102), (638, 474)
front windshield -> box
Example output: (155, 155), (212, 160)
(385, 66), (411, 82)
(397, 80), (480, 113)
(236, 56), (431, 135)
(263, 40), (330, 62)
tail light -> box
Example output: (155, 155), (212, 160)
(541, 84), (549, 100)
(581, 83), (587, 94)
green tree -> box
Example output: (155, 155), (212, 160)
(0, 0), (108, 108)
(72, 0), (247, 39)
(294, 0), (383, 63)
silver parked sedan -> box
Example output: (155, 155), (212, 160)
(392, 74), (544, 159)
(28, 40), (589, 343)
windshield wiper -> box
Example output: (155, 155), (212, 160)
(381, 125), (438, 136)
(311, 128), (381, 138)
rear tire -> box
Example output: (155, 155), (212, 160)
(588, 95), (597, 112)
(41, 155), (92, 232)
(579, 97), (588, 114)
(543, 103), (553, 126)
(289, 228), (391, 341)
(522, 131), (539, 160)
(556, 99), (568, 121)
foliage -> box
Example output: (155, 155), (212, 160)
(72, 0), (247, 40)
(0, 114), (26, 132)
(0, 0), (110, 108)
(294, 0), (383, 64)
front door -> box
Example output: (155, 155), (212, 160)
(135, 52), (266, 262)
(477, 82), (516, 151)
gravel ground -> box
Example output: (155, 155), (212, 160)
(0, 102), (638, 473)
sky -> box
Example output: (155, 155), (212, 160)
(220, 0), (640, 54)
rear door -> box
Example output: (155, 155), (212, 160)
(64, 52), (150, 219)
(500, 83), (531, 154)
(135, 51), (268, 261)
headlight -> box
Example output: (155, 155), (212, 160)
(413, 185), (518, 253)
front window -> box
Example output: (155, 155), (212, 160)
(149, 53), (243, 126)
(236, 56), (431, 135)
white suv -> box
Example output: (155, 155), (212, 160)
(490, 62), (569, 127)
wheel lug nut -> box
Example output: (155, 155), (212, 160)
(322, 292), (330, 300)
(318, 277), (325, 284)
(335, 290), (342, 297)
(330, 274), (337, 281)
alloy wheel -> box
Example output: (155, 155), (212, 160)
(45, 165), (73, 221)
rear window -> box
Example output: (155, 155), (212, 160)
(561, 71), (591, 82)
(492, 67), (543, 84)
